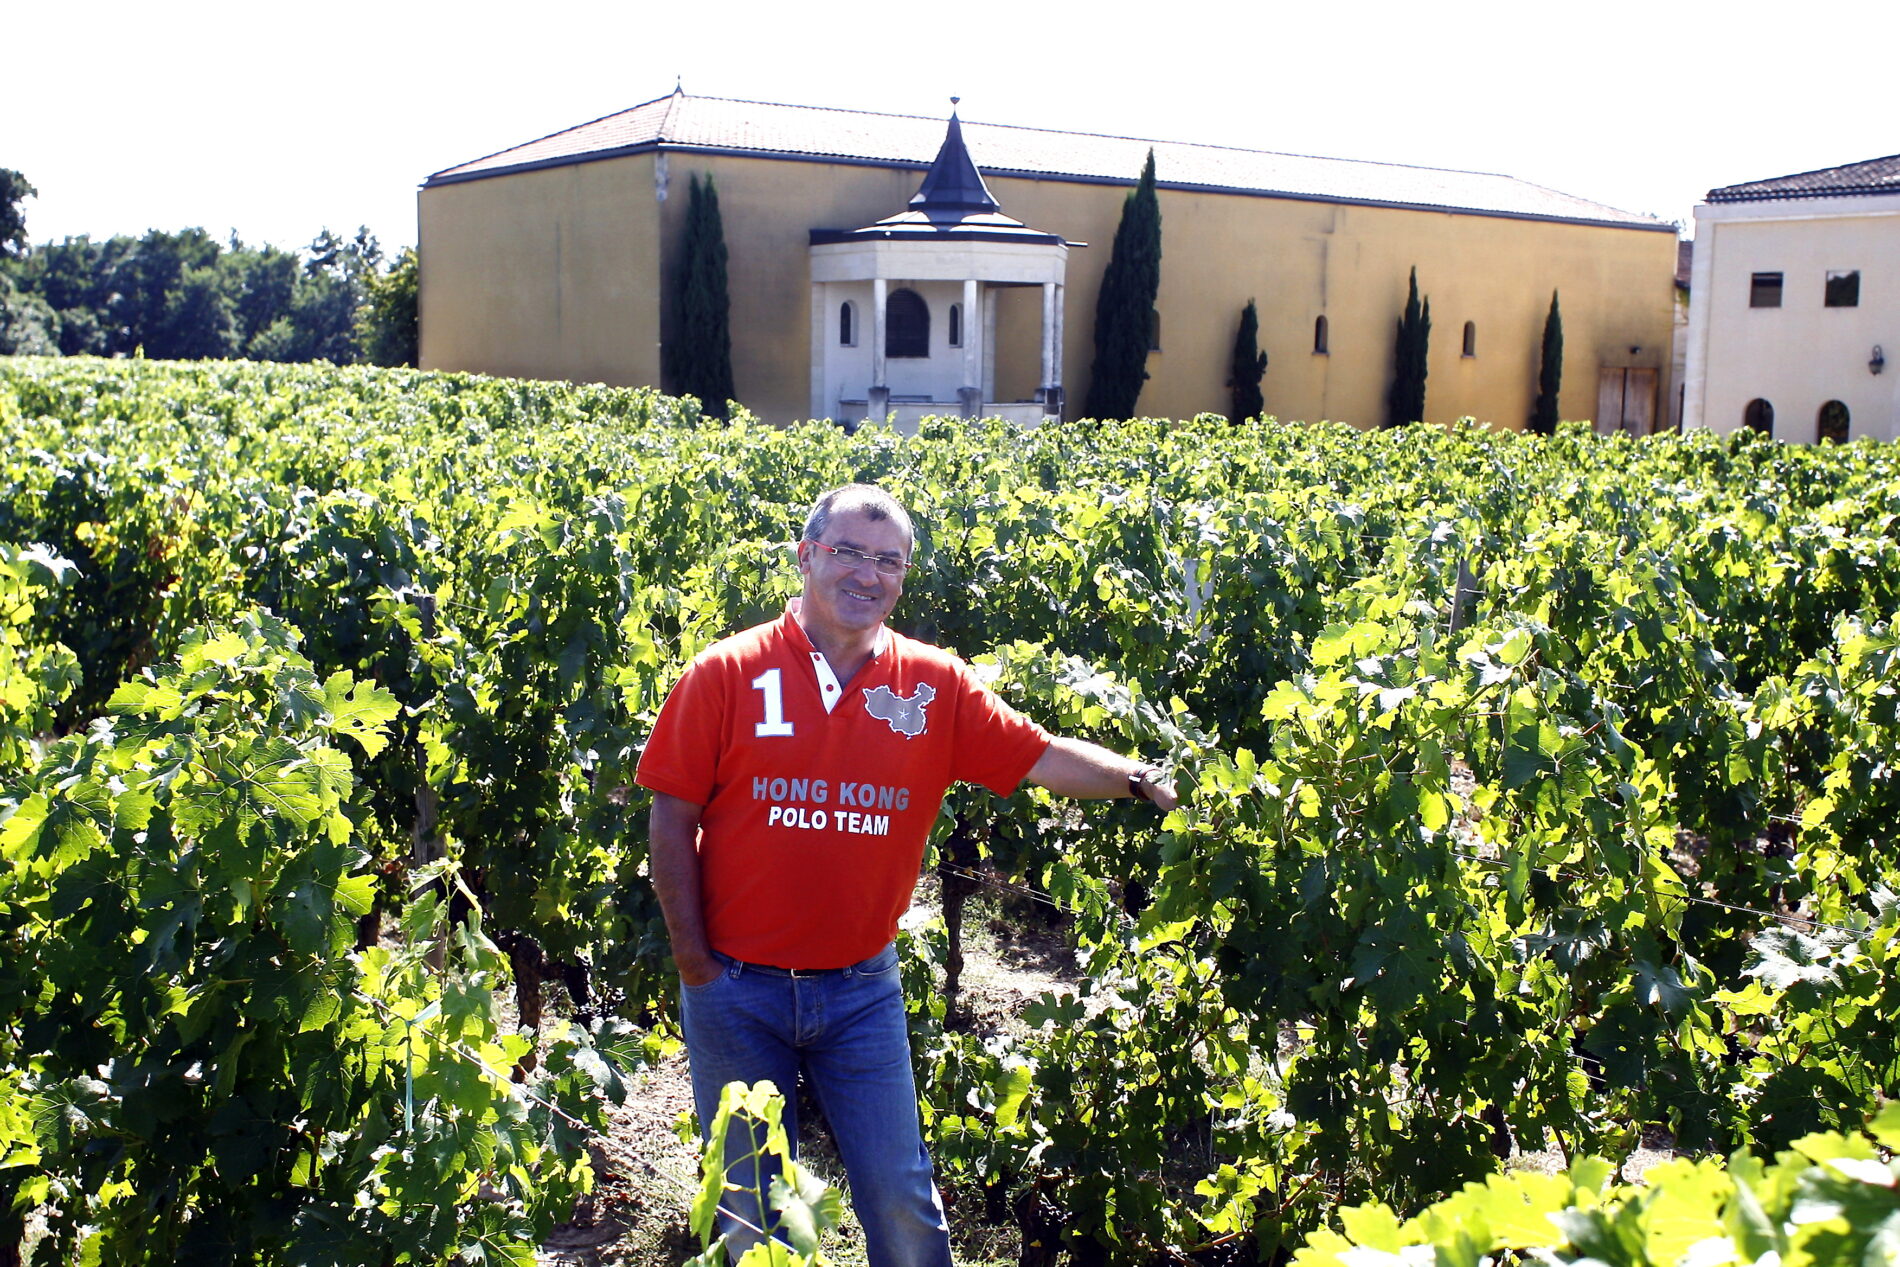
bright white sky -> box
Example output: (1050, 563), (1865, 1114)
(11, 0), (1896, 255)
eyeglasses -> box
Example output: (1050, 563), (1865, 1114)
(806, 540), (915, 578)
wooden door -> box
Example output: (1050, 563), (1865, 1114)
(1595, 367), (1658, 436)
(1595, 370), (1626, 436)
(1622, 369), (1657, 434)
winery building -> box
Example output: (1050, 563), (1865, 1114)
(1683, 154), (1900, 443)
(418, 89), (1678, 431)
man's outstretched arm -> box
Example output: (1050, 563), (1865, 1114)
(1025, 737), (1179, 811)
(649, 791), (723, 987)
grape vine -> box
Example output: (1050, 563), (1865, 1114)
(3, 357), (1897, 1261)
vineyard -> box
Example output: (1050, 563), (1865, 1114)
(3, 356), (1899, 1265)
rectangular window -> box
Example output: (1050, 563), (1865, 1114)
(1750, 272), (1783, 308)
(1825, 270), (1860, 307)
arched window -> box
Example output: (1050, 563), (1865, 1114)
(1314, 315), (1329, 355)
(1817, 400), (1850, 444)
(886, 288), (928, 358)
(948, 303), (963, 349)
(839, 301), (857, 347)
(1743, 398), (1774, 435)
(1462, 321), (1477, 357)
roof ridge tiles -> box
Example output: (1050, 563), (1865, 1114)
(699, 93), (1526, 184)
(659, 85), (683, 139)
(428, 93), (678, 178)
(425, 89), (1665, 229)
(1707, 152), (1900, 203)
(482, 89), (1524, 183)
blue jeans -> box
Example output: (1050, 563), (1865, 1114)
(680, 943), (952, 1267)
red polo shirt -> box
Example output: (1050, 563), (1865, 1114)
(637, 610), (1051, 968)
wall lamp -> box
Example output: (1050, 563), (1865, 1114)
(1873, 345), (1886, 376)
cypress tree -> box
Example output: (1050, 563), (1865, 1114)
(1529, 290), (1563, 436)
(1227, 298), (1268, 423)
(1083, 150), (1162, 421)
(1385, 267), (1431, 427)
(665, 173), (735, 419)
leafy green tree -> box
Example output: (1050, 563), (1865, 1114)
(1084, 150), (1162, 421)
(29, 237), (105, 313)
(244, 316), (297, 362)
(221, 244), (300, 350)
(19, 236), (114, 352)
(239, 302), (297, 358)
(1384, 266), (1430, 427)
(3, 223), (400, 365)
(1228, 298), (1268, 423)
(1529, 290), (1563, 435)
(53, 309), (103, 356)
(0, 169), (33, 257)
(305, 226), (383, 280)
(159, 266), (238, 359)
(280, 271), (356, 362)
(664, 174), (734, 418)
(279, 227), (383, 363)
(68, 228), (223, 358)
(358, 246), (419, 367)
(104, 230), (211, 355)
(0, 275), (59, 354)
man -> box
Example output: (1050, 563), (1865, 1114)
(637, 484), (1177, 1267)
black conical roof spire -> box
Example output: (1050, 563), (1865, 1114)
(909, 101), (1000, 216)
(810, 97), (1067, 246)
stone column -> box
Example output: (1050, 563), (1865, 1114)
(962, 278), (981, 417)
(871, 279), (889, 389)
(983, 288), (999, 401)
(809, 283), (828, 420)
(1041, 282), (1062, 417)
(870, 278), (890, 425)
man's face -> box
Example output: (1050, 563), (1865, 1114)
(797, 508), (910, 642)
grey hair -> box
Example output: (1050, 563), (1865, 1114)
(802, 484), (915, 554)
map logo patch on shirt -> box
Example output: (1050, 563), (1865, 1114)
(863, 682), (937, 738)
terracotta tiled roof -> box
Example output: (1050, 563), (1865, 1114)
(1707, 154), (1900, 203)
(426, 91), (1668, 230)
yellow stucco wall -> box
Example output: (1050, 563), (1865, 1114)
(988, 177), (1675, 427)
(421, 150), (1677, 430)
(419, 156), (663, 388)
(654, 154), (923, 423)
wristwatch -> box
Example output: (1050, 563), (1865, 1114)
(1128, 766), (1161, 802)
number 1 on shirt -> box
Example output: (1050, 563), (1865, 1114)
(752, 668), (795, 737)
